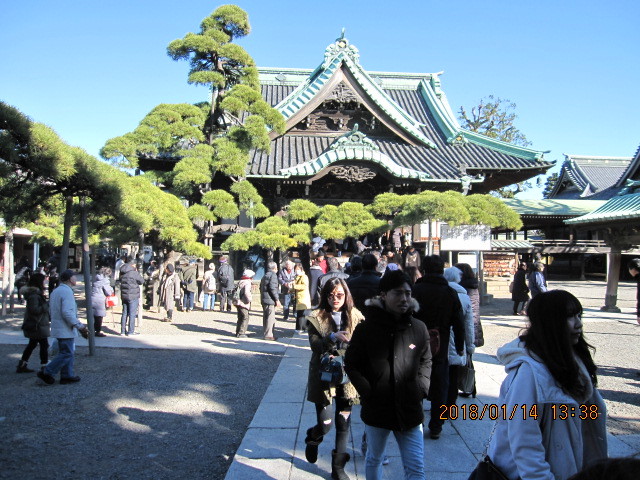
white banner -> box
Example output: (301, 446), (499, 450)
(440, 224), (491, 251)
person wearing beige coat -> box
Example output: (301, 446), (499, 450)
(293, 263), (311, 333)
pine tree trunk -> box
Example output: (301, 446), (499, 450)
(137, 230), (144, 327)
(1, 228), (15, 315)
(59, 196), (73, 272)
(80, 197), (95, 355)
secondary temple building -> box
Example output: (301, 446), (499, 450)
(243, 34), (552, 209)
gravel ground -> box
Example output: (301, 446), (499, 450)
(0, 292), (287, 480)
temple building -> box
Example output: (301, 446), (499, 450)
(548, 154), (632, 200)
(244, 34), (552, 209)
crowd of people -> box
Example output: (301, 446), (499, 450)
(10, 242), (637, 480)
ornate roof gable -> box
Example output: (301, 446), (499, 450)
(272, 34), (436, 148)
(549, 155), (632, 199)
(278, 124), (455, 183)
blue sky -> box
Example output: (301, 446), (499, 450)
(2, 1), (639, 199)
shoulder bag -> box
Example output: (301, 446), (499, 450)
(319, 350), (349, 385)
(468, 421), (509, 480)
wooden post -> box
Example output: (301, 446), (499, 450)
(477, 250), (487, 306)
(601, 248), (622, 312)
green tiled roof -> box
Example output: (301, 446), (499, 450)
(491, 240), (534, 250)
(273, 37), (436, 148)
(503, 198), (606, 217)
(565, 193), (640, 225)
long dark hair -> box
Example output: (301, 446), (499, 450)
(318, 277), (355, 330)
(522, 290), (597, 399)
(454, 262), (476, 281)
(27, 273), (46, 292)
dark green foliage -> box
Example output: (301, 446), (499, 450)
(543, 172), (559, 199)
(459, 95), (531, 147)
(459, 95), (533, 198)
(103, 5), (284, 231)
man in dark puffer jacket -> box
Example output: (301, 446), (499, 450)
(346, 270), (431, 479)
(119, 260), (144, 336)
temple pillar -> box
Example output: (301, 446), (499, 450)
(601, 248), (622, 312)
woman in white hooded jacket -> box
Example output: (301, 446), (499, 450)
(443, 267), (475, 411)
(483, 290), (607, 480)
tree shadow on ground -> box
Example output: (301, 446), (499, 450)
(0, 345), (282, 480)
(597, 364), (640, 408)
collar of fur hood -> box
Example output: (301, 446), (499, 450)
(365, 296), (420, 313)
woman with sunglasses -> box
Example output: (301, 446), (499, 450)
(304, 277), (364, 480)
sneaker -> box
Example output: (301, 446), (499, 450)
(37, 371), (55, 385)
(382, 456), (390, 465)
(428, 430), (441, 440)
(95, 332), (107, 337)
(236, 334), (247, 338)
(161, 317), (172, 323)
(129, 332), (140, 336)
(264, 336), (278, 341)
(59, 376), (81, 384)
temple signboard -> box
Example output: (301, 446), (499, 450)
(440, 224), (491, 251)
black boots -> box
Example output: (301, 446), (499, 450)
(304, 427), (323, 464)
(331, 450), (351, 480)
(16, 360), (34, 373)
(304, 427), (350, 479)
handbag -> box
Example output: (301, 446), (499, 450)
(508, 281), (514, 293)
(105, 295), (118, 308)
(319, 351), (349, 385)
(457, 353), (476, 397)
(468, 409), (508, 480)
(468, 455), (509, 480)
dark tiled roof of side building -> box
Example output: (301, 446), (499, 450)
(548, 155), (632, 199)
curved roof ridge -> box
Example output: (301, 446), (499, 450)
(271, 36), (437, 149)
(415, 80), (550, 161)
(564, 154), (633, 162)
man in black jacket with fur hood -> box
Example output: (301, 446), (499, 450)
(345, 270), (431, 479)
(411, 254), (464, 440)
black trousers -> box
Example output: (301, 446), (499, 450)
(310, 395), (352, 454)
(295, 310), (307, 331)
(428, 355), (449, 433)
(21, 338), (49, 365)
(219, 290), (233, 311)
